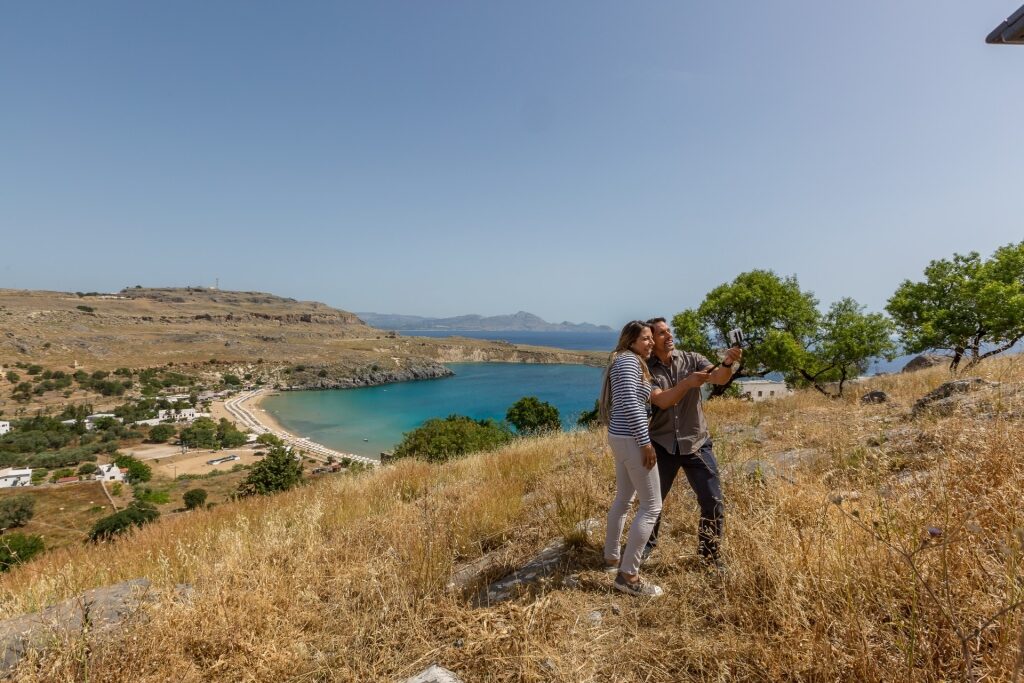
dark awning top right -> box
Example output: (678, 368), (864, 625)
(987, 3), (1024, 43)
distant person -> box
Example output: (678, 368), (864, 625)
(643, 317), (742, 571)
(599, 320), (663, 597)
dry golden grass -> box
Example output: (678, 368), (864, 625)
(2, 358), (1023, 681)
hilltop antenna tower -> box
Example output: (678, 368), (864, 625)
(214, 278), (219, 290)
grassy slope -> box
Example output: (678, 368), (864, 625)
(1, 359), (1023, 681)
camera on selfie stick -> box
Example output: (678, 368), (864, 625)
(705, 328), (745, 373)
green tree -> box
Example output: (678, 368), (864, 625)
(0, 495), (35, 529)
(4, 371), (19, 383)
(180, 417), (218, 449)
(113, 454), (152, 483)
(146, 423), (177, 443)
(791, 298), (897, 397)
(506, 396), (561, 434)
(222, 373), (241, 386)
(887, 242), (1024, 370)
(77, 462), (99, 476)
(673, 270), (819, 396)
(0, 533), (44, 571)
(216, 418), (248, 448)
(88, 501), (159, 542)
(256, 433), (284, 448)
(183, 488), (208, 510)
(237, 445), (303, 497)
(392, 415), (513, 463)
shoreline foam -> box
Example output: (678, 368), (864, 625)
(221, 388), (378, 466)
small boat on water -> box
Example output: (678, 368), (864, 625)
(363, 438), (369, 442)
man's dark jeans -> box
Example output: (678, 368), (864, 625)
(648, 439), (724, 559)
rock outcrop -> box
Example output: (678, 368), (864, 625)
(912, 378), (1000, 416)
(0, 578), (178, 675)
(902, 354), (949, 373)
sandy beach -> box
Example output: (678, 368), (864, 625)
(217, 388), (378, 466)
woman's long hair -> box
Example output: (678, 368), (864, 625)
(597, 320), (652, 425)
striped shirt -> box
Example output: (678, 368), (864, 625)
(607, 352), (652, 446)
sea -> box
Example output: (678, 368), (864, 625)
(261, 362), (604, 458)
(260, 330), (940, 459)
(403, 329), (619, 351)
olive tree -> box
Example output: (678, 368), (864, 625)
(673, 270), (819, 396)
(887, 242), (1024, 370)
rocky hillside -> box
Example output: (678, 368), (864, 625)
(0, 288), (601, 373)
(1, 357), (1021, 680)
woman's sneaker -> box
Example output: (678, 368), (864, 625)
(613, 573), (664, 597)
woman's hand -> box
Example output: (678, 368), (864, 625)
(641, 443), (657, 470)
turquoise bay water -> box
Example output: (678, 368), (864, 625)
(260, 363), (604, 458)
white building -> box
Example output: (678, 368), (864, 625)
(96, 463), (125, 482)
(158, 407), (197, 422)
(0, 467), (32, 488)
(0, 421), (10, 436)
(738, 379), (791, 402)
(61, 418), (93, 431)
(86, 413), (123, 425)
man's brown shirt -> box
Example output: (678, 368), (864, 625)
(648, 349), (713, 455)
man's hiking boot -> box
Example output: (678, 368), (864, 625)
(640, 542), (656, 562)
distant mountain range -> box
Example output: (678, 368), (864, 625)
(357, 311), (613, 333)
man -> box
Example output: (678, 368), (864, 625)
(643, 317), (742, 568)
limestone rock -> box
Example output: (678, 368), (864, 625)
(902, 354), (949, 373)
(403, 664), (464, 683)
(0, 578), (154, 675)
(774, 448), (824, 472)
(912, 378), (1000, 416)
(473, 519), (598, 606)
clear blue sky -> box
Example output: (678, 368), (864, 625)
(2, 2), (1022, 327)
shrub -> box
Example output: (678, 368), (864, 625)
(0, 533), (44, 571)
(576, 399), (600, 427)
(0, 495), (35, 529)
(183, 488), (208, 510)
(76, 305), (94, 313)
(88, 501), (159, 542)
(392, 415), (513, 463)
(49, 468), (76, 482)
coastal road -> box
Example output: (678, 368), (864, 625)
(223, 389), (378, 468)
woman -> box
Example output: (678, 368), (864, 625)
(600, 320), (663, 597)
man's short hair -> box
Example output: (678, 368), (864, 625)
(646, 317), (667, 326)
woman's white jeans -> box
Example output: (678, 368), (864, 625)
(604, 435), (663, 576)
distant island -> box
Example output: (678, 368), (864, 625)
(357, 311), (613, 333)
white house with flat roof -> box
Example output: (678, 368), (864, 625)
(0, 421), (10, 436)
(738, 379), (791, 402)
(96, 463), (124, 482)
(158, 407), (197, 422)
(0, 467), (32, 488)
